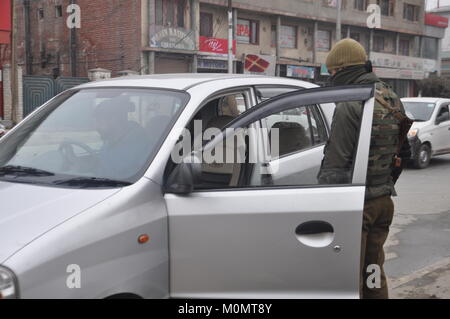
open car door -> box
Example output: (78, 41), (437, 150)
(164, 85), (375, 298)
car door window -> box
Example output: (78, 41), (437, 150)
(437, 105), (450, 122)
(262, 105), (327, 158)
(187, 94), (368, 190)
(170, 90), (250, 189)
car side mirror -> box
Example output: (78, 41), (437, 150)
(164, 152), (201, 195)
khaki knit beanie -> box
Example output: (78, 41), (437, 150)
(326, 38), (368, 72)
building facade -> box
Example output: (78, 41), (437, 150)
(176, 0), (446, 97)
(14, 0), (143, 78)
(428, 6), (450, 79)
(8, 0), (448, 99)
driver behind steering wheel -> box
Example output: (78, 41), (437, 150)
(94, 97), (149, 180)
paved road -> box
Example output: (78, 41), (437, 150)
(385, 154), (450, 299)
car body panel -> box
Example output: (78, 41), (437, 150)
(166, 186), (365, 299)
(0, 181), (120, 264)
(3, 178), (169, 299)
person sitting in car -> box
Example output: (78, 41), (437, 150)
(94, 97), (149, 180)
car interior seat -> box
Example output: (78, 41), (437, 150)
(269, 122), (311, 157)
(200, 96), (244, 188)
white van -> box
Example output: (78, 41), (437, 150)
(402, 97), (450, 168)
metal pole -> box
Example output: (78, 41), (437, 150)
(336, 0), (342, 42)
(276, 15), (281, 76)
(11, 0), (18, 124)
(227, 0), (233, 74)
(23, 0), (32, 75)
(70, 0), (77, 77)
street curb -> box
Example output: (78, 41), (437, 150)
(389, 257), (450, 289)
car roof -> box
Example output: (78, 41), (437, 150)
(75, 73), (318, 91)
(401, 97), (450, 104)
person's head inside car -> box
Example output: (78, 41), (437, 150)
(92, 96), (149, 179)
(94, 97), (136, 145)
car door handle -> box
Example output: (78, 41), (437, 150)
(295, 221), (335, 248)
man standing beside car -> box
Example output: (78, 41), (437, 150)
(317, 39), (412, 299)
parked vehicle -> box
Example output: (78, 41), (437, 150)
(402, 97), (450, 169)
(0, 74), (375, 299)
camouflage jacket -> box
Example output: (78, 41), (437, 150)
(318, 71), (407, 200)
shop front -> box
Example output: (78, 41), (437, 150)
(370, 52), (438, 97)
(149, 25), (197, 74)
(154, 53), (193, 74)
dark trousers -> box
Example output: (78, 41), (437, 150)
(360, 195), (394, 299)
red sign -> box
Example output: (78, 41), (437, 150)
(245, 55), (270, 73)
(425, 13), (449, 28)
(0, 0), (11, 44)
(199, 36), (236, 55)
(237, 23), (250, 37)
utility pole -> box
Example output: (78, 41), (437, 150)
(70, 0), (77, 77)
(336, 0), (342, 42)
(11, 0), (18, 124)
(227, 0), (233, 74)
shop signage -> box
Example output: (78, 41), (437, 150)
(369, 52), (438, 80)
(199, 36), (236, 55)
(373, 67), (425, 80)
(244, 54), (276, 76)
(237, 19), (251, 43)
(287, 65), (315, 79)
(425, 13), (449, 28)
(370, 52), (428, 71)
(149, 25), (196, 51)
(370, 52), (438, 80)
(0, 0), (11, 44)
(198, 59), (228, 70)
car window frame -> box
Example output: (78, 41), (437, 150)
(163, 86), (257, 188)
(179, 84), (375, 193)
(253, 83), (329, 161)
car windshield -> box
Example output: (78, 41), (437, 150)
(402, 102), (436, 122)
(0, 88), (189, 187)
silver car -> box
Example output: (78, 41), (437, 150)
(402, 97), (450, 169)
(0, 74), (375, 299)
